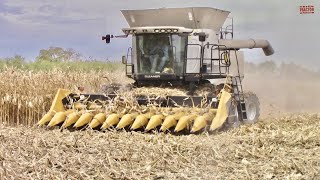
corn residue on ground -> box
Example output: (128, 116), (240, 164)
(0, 114), (319, 179)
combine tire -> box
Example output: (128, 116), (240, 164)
(243, 93), (260, 124)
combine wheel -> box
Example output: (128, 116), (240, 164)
(243, 92), (260, 124)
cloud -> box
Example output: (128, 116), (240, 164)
(0, 1), (99, 25)
(0, 0), (319, 69)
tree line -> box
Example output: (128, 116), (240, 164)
(1, 47), (319, 78)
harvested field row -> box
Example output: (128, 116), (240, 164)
(0, 114), (319, 179)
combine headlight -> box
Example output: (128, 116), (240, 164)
(154, 29), (160, 33)
(173, 29), (179, 33)
(167, 29), (172, 33)
(160, 29), (166, 33)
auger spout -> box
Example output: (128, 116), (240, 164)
(219, 39), (274, 56)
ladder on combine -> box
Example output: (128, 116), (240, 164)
(232, 76), (247, 121)
(230, 48), (247, 121)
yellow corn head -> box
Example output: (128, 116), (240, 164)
(38, 86), (235, 134)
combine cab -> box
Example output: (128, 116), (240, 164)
(38, 7), (273, 133)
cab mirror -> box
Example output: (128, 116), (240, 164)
(102, 34), (112, 44)
(121, 56), (127, 64)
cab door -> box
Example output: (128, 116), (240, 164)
(185, 36), (202, 74)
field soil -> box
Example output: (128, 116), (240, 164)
(0, 114), (319, 179)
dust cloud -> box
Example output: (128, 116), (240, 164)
(243, 61), (320, 117)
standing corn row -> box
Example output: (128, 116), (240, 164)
(0, 94), (50, 125)
(0, 67), (128, 125)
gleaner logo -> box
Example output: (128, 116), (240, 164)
(300, 5), (315, 14)
(144, 75), (161, 78)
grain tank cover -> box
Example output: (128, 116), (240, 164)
(121, 7), (230, 32)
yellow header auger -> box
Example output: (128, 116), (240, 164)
(38, 7), (272, 134)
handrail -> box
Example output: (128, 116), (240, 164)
(184, 43), (231, 77)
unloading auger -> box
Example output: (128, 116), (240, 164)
(38, 7), (273, 133)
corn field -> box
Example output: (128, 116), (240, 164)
(0, 67), (130, 126)
(0, 66), (319, 179)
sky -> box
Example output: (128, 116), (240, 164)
(0, 0), (319, 69)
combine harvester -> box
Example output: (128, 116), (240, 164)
(38, 7), (274, 133)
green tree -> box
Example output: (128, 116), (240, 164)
(4, 55), (26, 68)
(36, 47), (82, 62)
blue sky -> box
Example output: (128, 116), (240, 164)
(0, 0), (319, 69)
